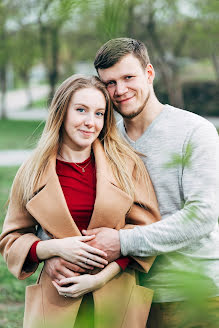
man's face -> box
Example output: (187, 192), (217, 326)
(98, 54), (152, 119)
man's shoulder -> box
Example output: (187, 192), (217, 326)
(166, 105), (215, 131)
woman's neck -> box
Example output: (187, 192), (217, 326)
(58, 143), (91, 163)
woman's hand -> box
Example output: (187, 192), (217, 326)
(52, 262), (121, 299)
(36, 235), (108, 269)
(52, 274), (102, 298)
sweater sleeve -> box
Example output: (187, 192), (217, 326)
(120, 122), (219, 257)
(26, 240), (41, 264)
(115, 257), (130, 270)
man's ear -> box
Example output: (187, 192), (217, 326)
(146, 64), (155, 84)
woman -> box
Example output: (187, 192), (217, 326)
(0, 75), (160, 328)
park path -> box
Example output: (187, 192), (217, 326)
(3, 84), (49, 120)
(0, 85), (219, 166)
(1, 114), (219, 167)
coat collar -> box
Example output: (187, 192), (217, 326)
(26, 139), (132, 238)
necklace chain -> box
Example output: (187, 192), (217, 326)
(58, 153), (92, 172)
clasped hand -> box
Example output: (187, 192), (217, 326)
(53, 235), (108, 270)
(52, 274), (102, 298)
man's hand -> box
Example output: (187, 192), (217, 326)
(82, 227), (121, 263)
(44, 257), (86, 283)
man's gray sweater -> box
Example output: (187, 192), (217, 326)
(118, 105), (219, 302)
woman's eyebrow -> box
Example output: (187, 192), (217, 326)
(74, 103), (106, 111)
(74, 103), (89, 108)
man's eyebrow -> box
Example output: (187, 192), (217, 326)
(103, 73), (135, 84)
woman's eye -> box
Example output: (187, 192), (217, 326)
(106, 81), (115, 87)
(96, 112), (104, 117)
(125, 76), (133, 80)
(76, 108), (85, 113)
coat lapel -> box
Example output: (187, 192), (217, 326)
(26, 140), (133, 238)
(26, 155), (81, 239)
(88, 140), (133, 229)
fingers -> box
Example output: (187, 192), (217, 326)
(78, 235), (96, 241)
(83, 243), (107, 258)
(77, 249), (108, 269)
(82, 228), (101, 236)
(59, 277), (78, 286)
(64, 261), (86, 273)
(52, 280), (78, 298)
(44, 257), (85, 283)
(58, 266), (79, 279)
(53, 273), (66, 283)
(83, 251), (108, 266)
(56, 259), (89, 277)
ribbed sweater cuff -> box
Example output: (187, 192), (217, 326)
(119, 229), (134, 256)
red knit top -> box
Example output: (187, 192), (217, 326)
(28, 155), (129, 270)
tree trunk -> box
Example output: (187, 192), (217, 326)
(168, 74), (184, 109)
(22, 72), (33, 109)
(38, 23), (59, 104)
(157, 61), (184, 108)
(0, 67), (7, 119)
(212, 52), (219, 82)
(48, 27), (59, 101)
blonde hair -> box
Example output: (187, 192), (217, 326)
(15, 75), (148, 206)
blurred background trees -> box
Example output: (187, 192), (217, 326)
(0, 0), (218, 118)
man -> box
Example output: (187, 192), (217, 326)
(46, 38), (219, 327)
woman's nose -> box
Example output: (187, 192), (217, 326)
(84, 113), (94, 126)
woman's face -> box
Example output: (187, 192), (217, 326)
(62, 87), (106, 151)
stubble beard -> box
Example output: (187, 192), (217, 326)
(114, 92), (150, 120)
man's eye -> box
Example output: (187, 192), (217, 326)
(76, 108), (85, 113)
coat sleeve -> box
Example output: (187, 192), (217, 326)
(122, 164), (161, 273)
(0, 170), (40, 280)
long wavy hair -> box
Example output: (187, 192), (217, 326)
(15, 75), (149, 206)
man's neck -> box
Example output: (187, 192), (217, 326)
(123, 95), (164, 142)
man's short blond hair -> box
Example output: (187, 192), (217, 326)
(94, 37), (150, 71)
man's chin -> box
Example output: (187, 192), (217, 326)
(114, 106), (143, 120)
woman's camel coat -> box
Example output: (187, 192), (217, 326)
(0, 139), (160, 328)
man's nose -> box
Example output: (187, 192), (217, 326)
(115, 82), (128, 96)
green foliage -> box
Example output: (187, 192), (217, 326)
(184, 81), (219, 116)
(11, 26), (40, 82)
(0, 119), (45, 149)
(96, 0), (129, 42)
(0, 303), (24, 328)
(30, 97), (49, 109)
(0, 166), (18, 225)
(0, 165), (42, 326)
(164, 143), (193, 169)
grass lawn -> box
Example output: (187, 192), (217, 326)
(0, 166), (42, 328)
(0, 119), (45, 150)
(0, 166), (19, 225)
